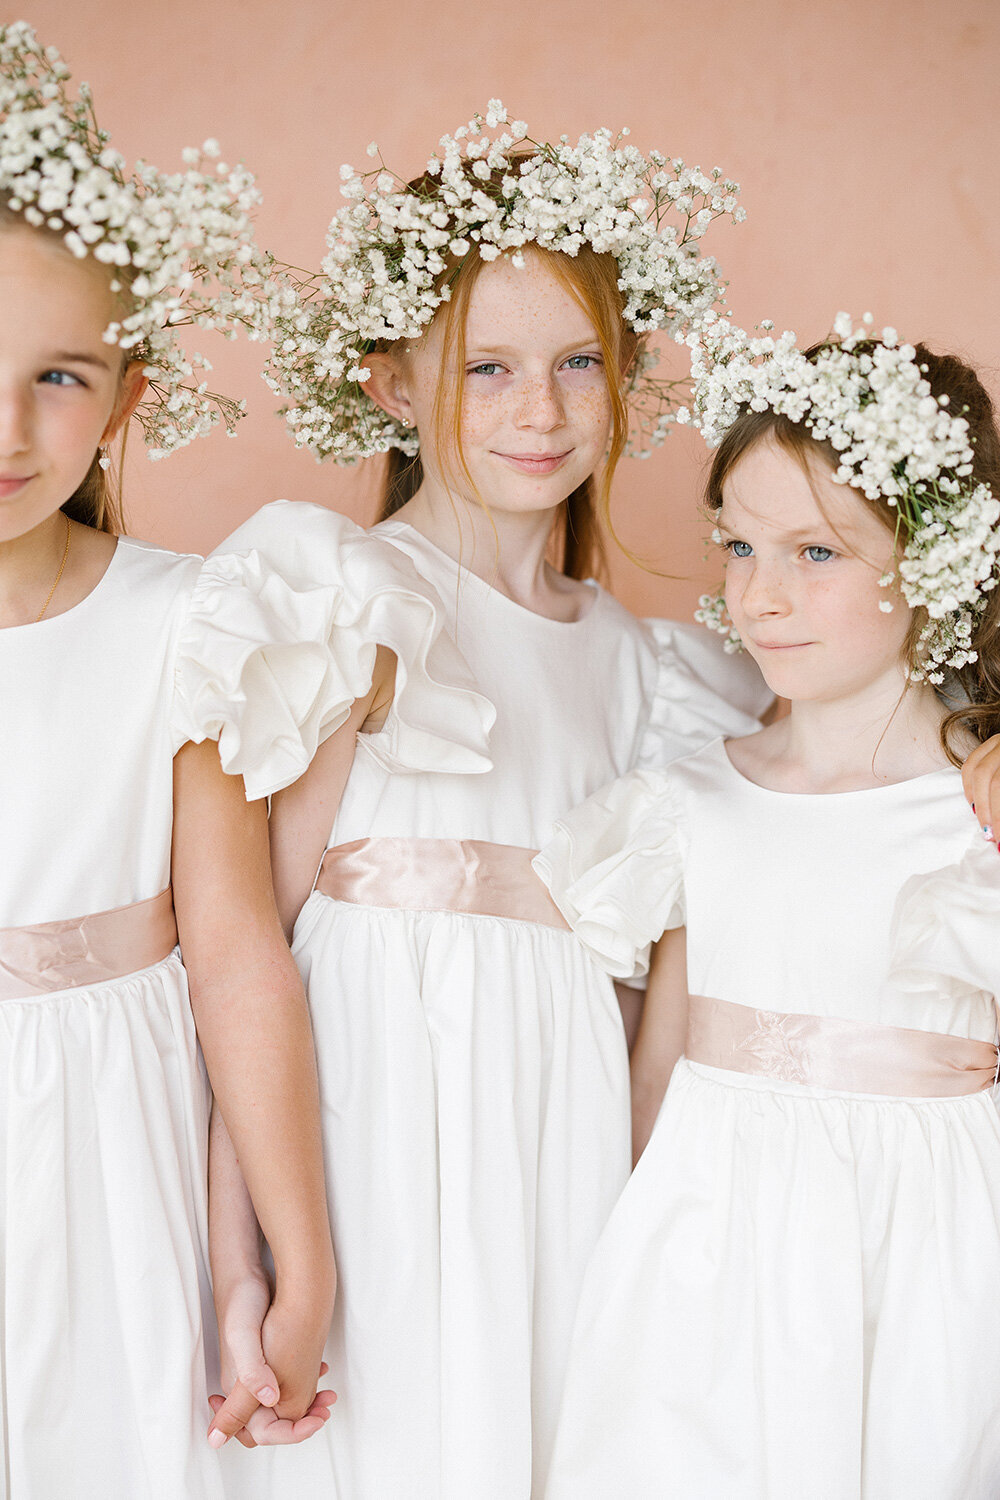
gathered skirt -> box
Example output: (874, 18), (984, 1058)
(546, 1057), (1000, 1500)
(221, 893), (631, 1500)
(0, 952), (221, 1500)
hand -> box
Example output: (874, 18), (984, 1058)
(963, 735), (1000, 852)
(208, 1270), (336, 1449)
(208, 1371), (335, 1449)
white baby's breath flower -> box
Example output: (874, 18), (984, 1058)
(0, 22), (280, 455)
(263, 102), (743, 463)
(688, 314), (1000, 678)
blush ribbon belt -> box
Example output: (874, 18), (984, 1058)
(686, 993), (998, 1098)
(0, 888), (178, 1000)
(316, 837), (570, 930)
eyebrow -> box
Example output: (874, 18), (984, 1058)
(716, 513), (840, 543)
(464, 338), (602, 358)
(48, 350), (115, 370)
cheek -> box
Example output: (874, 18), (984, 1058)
(460, 385), (506, 442)
(567, 382), (613, 445)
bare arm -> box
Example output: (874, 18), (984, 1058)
(629, 927), (688, 1166)
(269, 644), (396, 938)
(172, 740), (335, 1424)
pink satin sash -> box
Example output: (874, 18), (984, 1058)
(0, 888), (178, 1001)
(316, 837), (570, 929)
(686, 993), (998, 1098)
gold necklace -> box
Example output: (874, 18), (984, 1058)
(34, 515), (72, 623)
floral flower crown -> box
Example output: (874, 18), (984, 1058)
(687, 313), (1000, 683)
(266, 101), (744, 463)
(0, 22), (280, 458)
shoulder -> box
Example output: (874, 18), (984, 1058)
(106, 535), (203, 624)
(634, 617), (770, 769)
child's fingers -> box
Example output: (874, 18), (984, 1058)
(962, 739), (1000, 850)
(207, 1392), (257, 1450)
(208, 1380), (263, 1448)
(222, 1322), (281, 1409)
(251, 1390), (337, 1447)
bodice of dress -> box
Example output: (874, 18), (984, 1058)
(542, 736), (998, 1047)
(0, 538), (201, 927)
(330, 521), (763, 851)
(675, 740), (991, 1038)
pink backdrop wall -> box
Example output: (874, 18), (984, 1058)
(23, 0), (1000, 619)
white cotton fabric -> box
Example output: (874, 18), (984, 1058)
(540, 738), (1000, 1500)
(177, 500), (496, 798)
(0, 539), (226, 1500)
(213, 508), (767, 1500)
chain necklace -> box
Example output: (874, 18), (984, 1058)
(34, 515), (72, 623)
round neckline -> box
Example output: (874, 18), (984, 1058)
(716, 736), (960, 799)
(0, 535), (121, 637)
(383, 519), (601, 629)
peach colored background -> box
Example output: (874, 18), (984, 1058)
(23, 0), (1000, 618)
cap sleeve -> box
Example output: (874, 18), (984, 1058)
(888, 833), (1000, 1000)
(637, 619), (772, 770)
(173, 500), (495, 799)
(532, 769), (687, 980)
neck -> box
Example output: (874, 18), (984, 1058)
(391, 472), (588, 620)
(753, 669), (953, 792)
(0, 511), (69, 628)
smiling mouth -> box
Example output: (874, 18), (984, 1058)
(493, 451), (573, 473)
(0, 475), (33, 495)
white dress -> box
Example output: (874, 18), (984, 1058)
(209, 501), (769, 1500)
(537, 738), (1000, 1500)
(0, 537), (247, 1500)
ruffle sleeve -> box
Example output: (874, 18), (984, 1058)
(637, 619), (772, 771)
(532, 769), (687, 980)
(172, 500), (495, 799)
(888, 833), (1000, 1001)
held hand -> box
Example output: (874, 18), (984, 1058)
(208, 1368), (336, 1449)
(208, 1269), (281, 1450)
(963, 736), (1000, 853)
(208, 1272), (337, 1449)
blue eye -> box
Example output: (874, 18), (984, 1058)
(805, 545), (834, 562)
(727, 539), (753, 558)
(564, 354), (600, 371)
(39, 369), (84, 388)
(468, 362), (504, 377)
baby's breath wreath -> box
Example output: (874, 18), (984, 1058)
(687, 313), (1000, 683)
(266, 101), (744, 463)
(0, 21), (282, 457)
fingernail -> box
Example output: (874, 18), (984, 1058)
(257, 1386), (278, 1405)
(972, 802), (976, 812)
(983, 825), (994, 841)
(208, 1429), (228, 1450)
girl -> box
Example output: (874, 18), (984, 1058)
(206, 109), (770, 1495)
(537, 321), (1000, 1499)
(0, 27), (335, 1496)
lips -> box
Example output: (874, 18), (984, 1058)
(751, 640), (812, 651)
(493, 451), (572, 475)
(0, 474), (33, 497)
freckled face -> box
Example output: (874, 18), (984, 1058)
(400, 251), (615, 516)
(0, 226), (124, 542)
(719, 439), (913, 703)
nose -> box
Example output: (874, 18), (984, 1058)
(737, 557), (791, 619)
(0, 385), (31, 458)
(513, 369), (564, 432)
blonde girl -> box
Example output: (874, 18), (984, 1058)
(537, 322), (1000, 1499)
(0, 28), (335, 1496)
(207, 108), (769, 1497)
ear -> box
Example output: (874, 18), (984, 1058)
(363, 350), (416, 428)
(101, 360), (149, 445)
